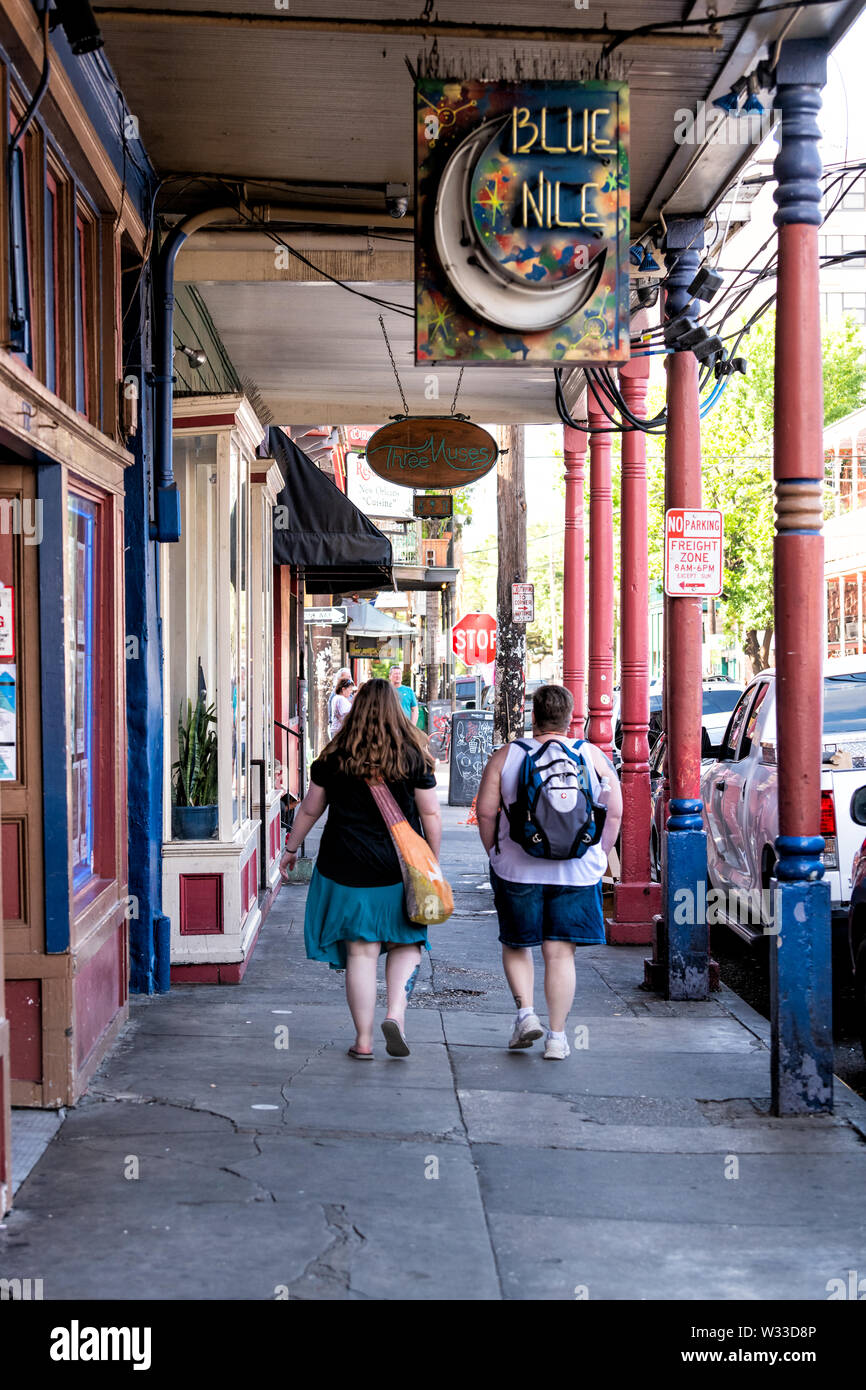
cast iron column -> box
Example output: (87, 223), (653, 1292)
(610, 352), (661, 942)
(770, 39), (833, 1114)
(662, 220), (709, 1000)
(586, 400), (614, 757)
(563, 424), (587, 737)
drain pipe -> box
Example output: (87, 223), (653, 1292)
(151, 205), (239, 541)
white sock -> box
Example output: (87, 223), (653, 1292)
(516, 1006), (535, 1021)
(547, 1029), (567, 1042)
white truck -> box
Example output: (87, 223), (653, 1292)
(700, 658), (866, 941)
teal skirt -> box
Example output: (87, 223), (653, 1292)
(304, 867), (431, 971)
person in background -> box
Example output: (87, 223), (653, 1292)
(327, 667), (352, 742)
(328, 675), (355, 739)
(389, 664), (418, 725)
(475, 684), (622, 1060)
(279, 679), (441, 1060)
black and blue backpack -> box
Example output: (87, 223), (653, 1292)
(500, 739), (606, 860)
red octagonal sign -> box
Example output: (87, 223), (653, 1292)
(452, 612), (497, 666)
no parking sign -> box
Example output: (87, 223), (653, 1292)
(664, 509), (723, 597)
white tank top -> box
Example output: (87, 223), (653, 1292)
(489, 737), (608, 886)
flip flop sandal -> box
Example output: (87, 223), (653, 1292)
(347, 1047), (374, 1060)
(381, 1018), (410, 1057)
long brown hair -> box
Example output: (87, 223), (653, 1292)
(320, 678), (434, 780)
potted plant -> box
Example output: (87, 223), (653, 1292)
(171, 695), (219, 840)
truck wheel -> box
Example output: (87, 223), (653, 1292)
(856, 941), (866, 1063)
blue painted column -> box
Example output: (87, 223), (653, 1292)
(662, 221), (709, 1000)
(770, 40), (832, 1114)
(124, 264), (169, 993)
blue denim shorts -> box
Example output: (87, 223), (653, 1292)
(489, 866), (606, 948)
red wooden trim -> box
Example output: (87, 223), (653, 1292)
(45, 170), (60, 388)
(173, 412), (240, 431)
(75, 211), (91, 419)
(7, 980), (42, 1083)
(179, 873), (224, 935)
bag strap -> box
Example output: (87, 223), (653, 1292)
(367, 780), (407, 830)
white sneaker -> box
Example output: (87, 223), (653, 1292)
(543, 1033), (571, 1060)
(508, 1012), (544, 1049)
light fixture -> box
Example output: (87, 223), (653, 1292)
(712, 89), (741, 115)
(640, 245), (660, 273)
(629, 243), (644, 267)
(743, 93), (766, 116)
(385, 183), (410, 218)
(175, 343), (206, 369)
(52, 0), (104, 55)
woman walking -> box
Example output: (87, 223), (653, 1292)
(328, 674), (355, 738)
(279, 678), (441, 1059)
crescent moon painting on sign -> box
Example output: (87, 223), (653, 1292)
(415, 79), (630, 366)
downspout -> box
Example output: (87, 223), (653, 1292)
(150, 205), (238, 541)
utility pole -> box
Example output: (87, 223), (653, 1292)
(494, 424), (527, 743)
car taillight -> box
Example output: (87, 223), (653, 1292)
(820, 791), (836, 835)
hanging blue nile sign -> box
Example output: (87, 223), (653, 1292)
(416, 79), (630, 365)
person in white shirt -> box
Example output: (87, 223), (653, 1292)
(328, 675), (355, 739)
(475, 684), (622, 1060)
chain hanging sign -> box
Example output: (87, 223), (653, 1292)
(416, 78), (630, 365)
(364, 416), (499, 489)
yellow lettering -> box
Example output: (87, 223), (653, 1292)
(581, 182), (603, 228)
(523, 172), (545, 228)
(567, 108), (589, 154)
(546, 173), (552, 228)
(590, 109), (617, 158)
(554, 182), (580, 228)
(540, 108), (565, 154)
(512, 107), (538, 154)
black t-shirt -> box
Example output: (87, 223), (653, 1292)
(310, 749), (437, 888)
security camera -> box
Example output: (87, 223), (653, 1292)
(385, 183), (410, 218)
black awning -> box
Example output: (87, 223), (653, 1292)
(268, 426), (393, 594)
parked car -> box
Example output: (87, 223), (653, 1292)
(701, 659), (866, 944)
(847, 785), (866, 1058)
(455, 675), (485, 709)
(613, 678), (742, 767)
(648, 730), (716, 880)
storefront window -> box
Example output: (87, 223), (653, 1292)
(168, 434), (219, 832)
(840, 454), (853, 513)
(229, 443), (239, 825)
(827, 579), (841, 658)
(844, 574), (859, 654)
(67, 494), (97, 884)
(857, 456), (866, 510)
(239, 464), (248, 822)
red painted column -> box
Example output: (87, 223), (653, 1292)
(562, 425), (587, 736)
(768, 39), (833, 1114)
(665, 351), (704, 808)
(586, 399), (614, 757)
(610, 354), (661, 942)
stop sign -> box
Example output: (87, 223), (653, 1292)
(452, 612), (497, 666)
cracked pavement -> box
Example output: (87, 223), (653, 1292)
(2, 796), (866, 1300)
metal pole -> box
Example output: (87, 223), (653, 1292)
(610, 352), (661, 943)
(563, 424), (587, 736)
(661, 220), (709, 1000)
(586, 402), (614, 757)
(770, 39), (833, 1115)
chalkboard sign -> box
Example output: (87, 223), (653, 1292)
(448, 710), (495, 806)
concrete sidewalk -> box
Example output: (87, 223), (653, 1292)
(2, 800), (866, 1301)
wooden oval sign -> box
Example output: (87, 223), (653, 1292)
(364, 417), (498, 489)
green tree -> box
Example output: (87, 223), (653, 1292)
(647, 311), (866, 675)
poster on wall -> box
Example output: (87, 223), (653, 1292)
(416, 78), (630, 365)
(0, 585), (15, 658)
(0, 664), (16, 780)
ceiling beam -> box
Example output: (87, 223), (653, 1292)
(93, 8), (724, 50)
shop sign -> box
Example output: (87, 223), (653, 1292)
(365, 417), (498, 489)
(664, 509), (724, 597)
(347, 637), (381, 659)
(346, 451), (413, 518)
(511, 582), (535, 623)
(414, 493), (454, 519)
(416, 78), (630, 365)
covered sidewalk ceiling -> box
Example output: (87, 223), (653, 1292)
(96, 0), (864, 423)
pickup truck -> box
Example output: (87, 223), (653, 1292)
(701, 658), (866, 943)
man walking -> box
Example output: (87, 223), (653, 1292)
(475, 684), (621, 1059)
(388, 664), (419, 725)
